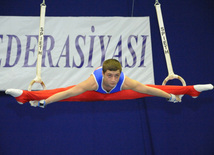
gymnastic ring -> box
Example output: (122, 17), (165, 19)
(162, 74), (186, 86)
(28, 79), (46, 91)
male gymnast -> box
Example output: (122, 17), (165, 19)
(6, 59), (213, 108)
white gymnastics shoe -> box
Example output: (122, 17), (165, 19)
(5, 89), (24, 104)
(193, 84), (213, 92)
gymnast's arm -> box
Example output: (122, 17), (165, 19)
(45, 75), (97, 105)
(122, 76), (180, 101)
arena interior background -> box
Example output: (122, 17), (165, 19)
(0, 0), (213, 154)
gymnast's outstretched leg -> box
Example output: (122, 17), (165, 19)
(103, 84), (213, 101)
(5, 84), (213, 104)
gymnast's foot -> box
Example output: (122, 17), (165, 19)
(192, 84), (213, 98)
(5, 89), (27, 104)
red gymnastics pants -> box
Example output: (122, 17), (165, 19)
(15, 85), (201, 104)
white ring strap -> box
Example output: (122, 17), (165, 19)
(154, 1), (186, 86)
(28, 0), (46, 91)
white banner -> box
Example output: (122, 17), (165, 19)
(0, 16), (154, 90)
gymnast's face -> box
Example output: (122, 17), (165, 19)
(102, 70), (121, 89)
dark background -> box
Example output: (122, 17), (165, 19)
(0, 0), (213, 154)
